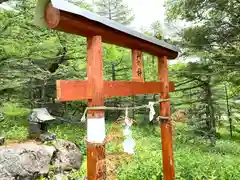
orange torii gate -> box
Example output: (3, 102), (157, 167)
(34, 0), (180, 179)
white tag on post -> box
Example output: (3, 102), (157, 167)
(87, 117), (105, 143)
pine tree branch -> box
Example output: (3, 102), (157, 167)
(115, 67), (130, 72)
(172, 99), (203, 106)
(115, 56), (124, 67)
(175, 79), (196, 88)
(175, 84), (204, 92)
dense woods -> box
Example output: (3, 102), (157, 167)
(0, 0), (240, 179)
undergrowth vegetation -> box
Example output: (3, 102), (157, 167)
(1, 104), (240, 180)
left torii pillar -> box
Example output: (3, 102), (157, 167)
(86, 35), (106, 180)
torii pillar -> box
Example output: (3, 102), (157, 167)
(86, 36), (106, 179)
(158, 56), (175, 179)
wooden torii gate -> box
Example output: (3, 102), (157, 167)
(34, 0), (179, 179)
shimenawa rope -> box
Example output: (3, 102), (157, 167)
(80, 98), (170, 122)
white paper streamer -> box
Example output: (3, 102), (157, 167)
(122, 108), (135, 154)
(123, 137), (135, 154)
(148, 102), (155, 122)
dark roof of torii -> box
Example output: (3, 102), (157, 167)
(34, 0), (180, 59)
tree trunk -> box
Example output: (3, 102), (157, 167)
(132, 95), (135, 119)
(41, 81), (46, 108)
(29, 79), (34, 109)
(205, 83), (216, 146)
(224, 84), (233, 138)
(111, 63), (116, 81)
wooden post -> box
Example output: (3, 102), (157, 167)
(158, 56), (175, 180)
(87, 35), (106, 180)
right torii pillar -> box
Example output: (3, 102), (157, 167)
(158, 56), (175, 180)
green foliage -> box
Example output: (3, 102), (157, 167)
(151, 20), (164, 40)
(4, 125), (28, 140)
(166, 0), (240, 82)
(0, 0), (89, 109)
(0, 102), (29, 140)
(166, 0), (240, 142)
(1, 102), (29, 118)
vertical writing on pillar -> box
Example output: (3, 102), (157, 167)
(132, 50), (144, 82)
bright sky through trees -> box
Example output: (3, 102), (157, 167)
(123, 0), (165, 29)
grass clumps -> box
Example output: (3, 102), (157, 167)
(1, 107), (240, 179)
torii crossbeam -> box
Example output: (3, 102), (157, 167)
(34, 1), (180, 179)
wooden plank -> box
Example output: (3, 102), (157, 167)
(44, 3), (178, 59)
(56, 80), (175, 101)
(132, 50), (144, 82)
(86, 36), (106, 180)
(158, 56), (175, 180)
(104, 81), (168, 97)
(56, 80), (91, 101)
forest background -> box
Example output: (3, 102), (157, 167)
(0, 0), (240, 179)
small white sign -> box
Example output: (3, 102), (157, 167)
(87, 117), (105, 143)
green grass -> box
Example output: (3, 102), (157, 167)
(115, 124), (240, 180)
(1, 106), (240, 180)
(173, 124), (240, 180)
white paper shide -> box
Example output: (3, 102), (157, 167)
(123, 126), (135, 154)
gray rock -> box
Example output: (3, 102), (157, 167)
(53, 139), (82, 171)
(54, 174), (69, 180)
(0, 139), (82, 180)
(40, 132), (56, 142)
(0, 142), (55, 180)
(0, 177), (14, 180)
